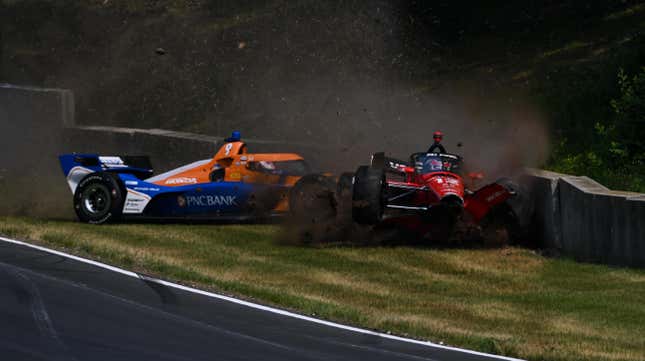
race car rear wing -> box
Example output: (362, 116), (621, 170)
(58, 154), (154, 193)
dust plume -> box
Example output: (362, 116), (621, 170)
(229, 74), (550, 181)
(0, 86), (74, 219)
(0, 1), (551, 221)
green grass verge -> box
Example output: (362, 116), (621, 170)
(1, 217), (644, 361)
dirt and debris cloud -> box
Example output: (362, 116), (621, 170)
(0, 1), (551, 220)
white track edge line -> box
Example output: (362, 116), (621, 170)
(0, 236), (523, 361)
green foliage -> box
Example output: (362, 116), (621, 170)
(611, 67), (645, 159)
(536, 37), (645, 192)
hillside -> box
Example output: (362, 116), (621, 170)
(2, 0), (645, 189)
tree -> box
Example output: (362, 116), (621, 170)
(611, 68), (645, 161)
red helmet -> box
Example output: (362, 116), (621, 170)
(433, 131), (443, 141)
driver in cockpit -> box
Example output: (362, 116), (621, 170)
(427, 131), (446, 154)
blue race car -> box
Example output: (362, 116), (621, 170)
(59, 133), (310, 223)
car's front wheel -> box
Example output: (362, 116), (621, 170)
(479, 204), (519, 247)
(352, 166), (386, 225)
(74, 173), (124, 224)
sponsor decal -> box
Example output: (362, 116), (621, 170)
(240, 156), (247, 161)
(388, 161), (407, 169)
(99, 156), (126, 168)
(123, 189), (152, 214)
(125, 180), (138, 185)
(230, 172), (241, 179)
(165, 177), (198, 185)
(186, 195), (237, 207)
(133, 187), (160, 192)
(429, 159), (442, 170)
(177, 195), (187, 207)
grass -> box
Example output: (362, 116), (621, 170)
(1, 217), (644, 361)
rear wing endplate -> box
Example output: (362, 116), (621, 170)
(58, 154), (153, 193)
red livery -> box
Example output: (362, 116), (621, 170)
(347, 149), (520, 243)
(288, 132), (521, 244)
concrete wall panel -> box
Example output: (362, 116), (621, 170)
(626, 197), (645, 267)
(522, 169), (561, 249)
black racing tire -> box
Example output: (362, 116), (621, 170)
(352, 166), (386, 225)
(73, 172), (124, 224)
(288, 174), (337, 223)
(479, 204), (520, 247)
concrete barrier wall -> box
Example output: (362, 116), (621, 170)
(0, 84), (76, 218)
(525, 169), (645, 267)
(0, 84), (74, 170)
(521, 169), (562, 250)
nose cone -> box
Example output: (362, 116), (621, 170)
(427, 174), (465, 199)
(440, 193), (464, 208)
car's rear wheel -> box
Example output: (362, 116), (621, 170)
(286, 174), (338, 244)
(352, 166), (386, 225)
(335, 172), (354, 220)
(288, 174), (336, 223)
(74, 173), (124, 224)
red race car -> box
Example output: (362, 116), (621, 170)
(347, 150), (520, 244)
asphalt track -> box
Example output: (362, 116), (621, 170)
(0, 237), (523, 361)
